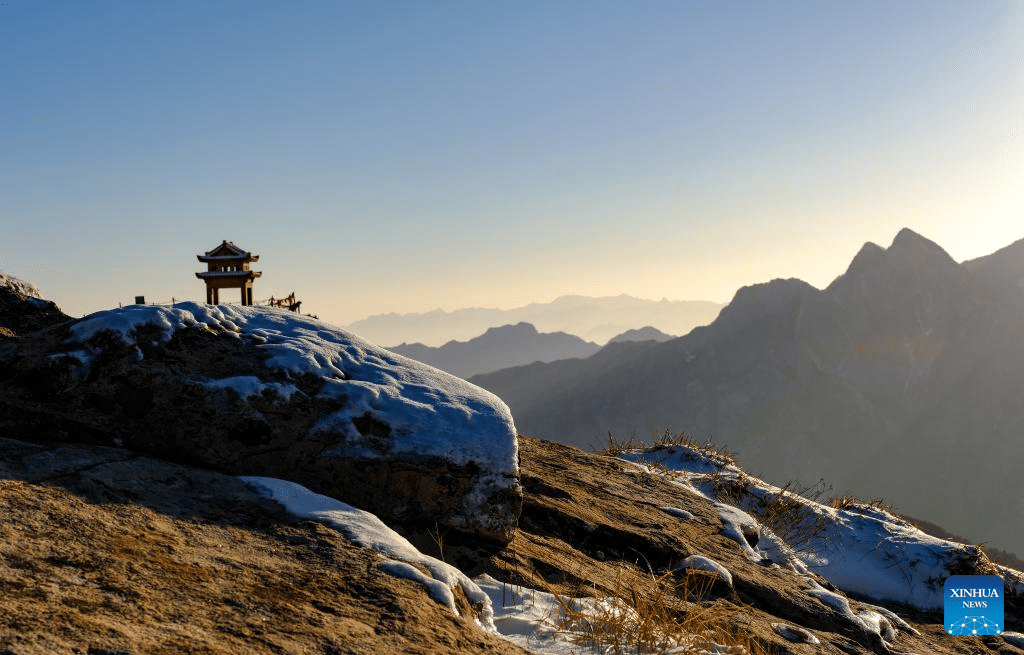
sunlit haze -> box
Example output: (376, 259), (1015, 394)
(3, 1), (1022, 327)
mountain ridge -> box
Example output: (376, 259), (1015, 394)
(388, 322), (601, 379)
(471, 228), (1024, 557)
(347, 294), (723, 347)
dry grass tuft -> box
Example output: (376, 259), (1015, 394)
(751, 480), (832, 554)
(707, 474), (831, 555)
(603, 432), (645, 456)
(829, 494), (894, 514)
(604, 429), (736, 468)
(539, 565), (765, 655)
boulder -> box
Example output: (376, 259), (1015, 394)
(0, 298), (522, 564)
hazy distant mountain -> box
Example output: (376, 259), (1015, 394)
(389, 322), (600, 379)
(346, 295), (723, 347)
(471, 228), (1024, 557)
(607, 326), (676, 344)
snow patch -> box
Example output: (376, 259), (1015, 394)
(475, 573), (590, 654)
(203, 376), (298, 401)
(771, 623), (820, 645)
(377, 560), (457, 610)
(803, 577), (907, 643)
(475, 574), (754, 655)
(241, 476), (494, 629)
(660, 506), (695, 521)
(678, 555), (732, 587)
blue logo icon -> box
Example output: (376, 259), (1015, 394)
(945, 575), (1003, 635)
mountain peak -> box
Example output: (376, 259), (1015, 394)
(889, 228), (952, 260)
(886, 228), (958, 275)
(712, 278), (820, 334)
(891, 226), (927, 246)
(829, 229), (957, 294)
(607, 326), (675, 344)
(844, 240), (886, 276)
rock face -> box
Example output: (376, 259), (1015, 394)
(0, 290), (521, 563)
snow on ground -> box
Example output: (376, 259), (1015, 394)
(240, 476), (495, 628)
(619, 444), (1024, 615)
(770, 623), (820, 645)
(475, 574), (748, 654)
(475, 573), (598, 654)
(678, 555), (733, 587)
(660, 506), (695, 521)
(245, 475), (751, 655)
(66, 302), (518, 478)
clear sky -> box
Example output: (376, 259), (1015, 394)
(3, 1), (1023, 326)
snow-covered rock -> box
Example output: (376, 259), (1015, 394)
(0, 271), (67, 336)
(0, 302), (522, 562)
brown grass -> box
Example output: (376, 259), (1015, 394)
(830, 494), (894, 513)
(539, 564), (764, 655)
(603, 429), (736, 468)
(705, 473), (831, 555)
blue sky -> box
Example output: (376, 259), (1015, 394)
(3, 1), (1023, 326)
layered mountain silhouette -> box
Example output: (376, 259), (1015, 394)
(472, 228), (1024, 557)
(389, 322), (601, 379)
(607, 325), (676, 343)
(347, 295), (722, 347)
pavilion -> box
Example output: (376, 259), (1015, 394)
(195, 240), (262, 305)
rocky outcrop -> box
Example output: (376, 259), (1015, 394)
(0, 273), (69, 337)
(0, 291), (521, 566)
